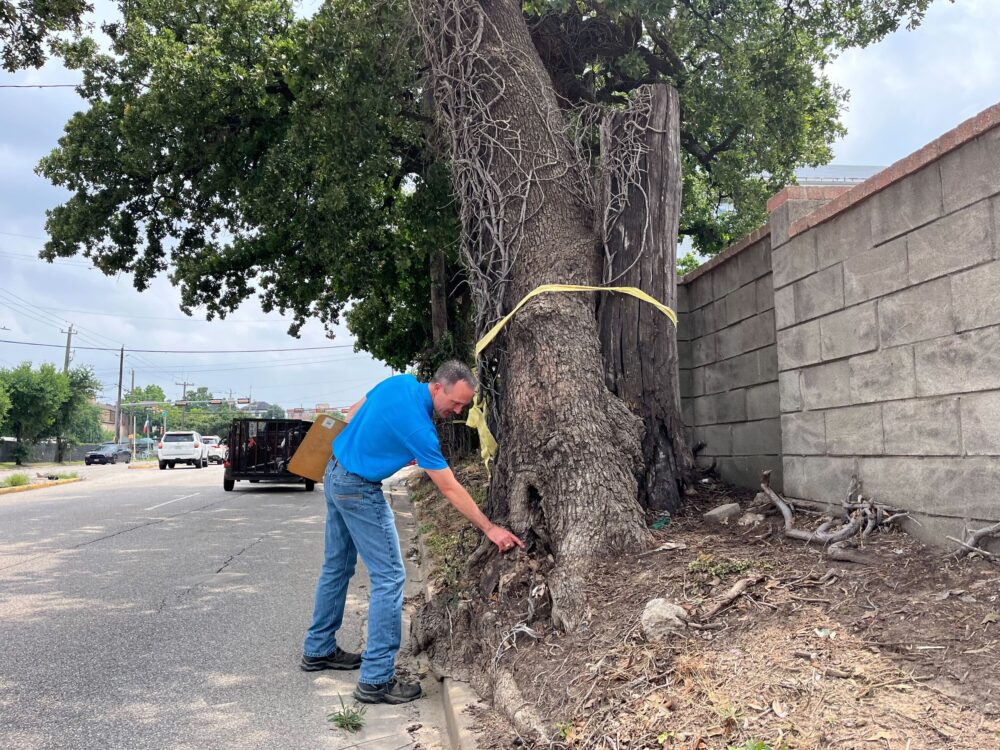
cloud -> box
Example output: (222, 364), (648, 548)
(827, 0), (1000, 166)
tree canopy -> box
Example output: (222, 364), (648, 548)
(39, 0), (941, 366)
(1, 0), (90, 70)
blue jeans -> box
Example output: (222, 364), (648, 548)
(303, 459), (405, 684)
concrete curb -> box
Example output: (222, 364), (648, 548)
(412, 507), (484, 750)
(0, 477), (84, 495)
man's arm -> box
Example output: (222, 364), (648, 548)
(344, 396), (366, 423)
(424, 467), (525, 552)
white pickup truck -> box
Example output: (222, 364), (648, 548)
(202, 435), (226, 464)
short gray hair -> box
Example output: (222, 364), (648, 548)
(432, 360), (477, 390)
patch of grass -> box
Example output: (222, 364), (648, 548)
(727, 742), (775, 750)
(1, 473), (30, 488)
(688, 554), (755, 579)
(327, 695), (366, 732)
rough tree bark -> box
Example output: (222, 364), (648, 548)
(411, 0), (651, 630)
(597, 84), (692, 513)
(429, 247), (449, 344)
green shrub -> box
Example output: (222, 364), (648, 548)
(2, 473), (30, 488)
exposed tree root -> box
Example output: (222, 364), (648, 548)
(947, 521), (1000, 560)
(698, 574), (764, 622)
(760, 470), (906, 565)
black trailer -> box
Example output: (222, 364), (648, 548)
(223, 418), (315, 492)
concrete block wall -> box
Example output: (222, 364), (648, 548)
(770, 103), (1000, 545)
(677, 226), (783, 491)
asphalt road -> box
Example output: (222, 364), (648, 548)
(0, 464), (446, 750)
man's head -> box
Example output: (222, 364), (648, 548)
(428, 360), (477, 418)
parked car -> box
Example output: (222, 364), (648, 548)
(85, 443), (132, 465)
(203, 435), (226, 464)
(157, 431), (209, 469)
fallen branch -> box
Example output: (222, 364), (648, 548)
(699, 574), (764, 622)
(949, 521), (1000, 560)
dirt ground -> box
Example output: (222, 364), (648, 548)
(410, 463), (1000, 750)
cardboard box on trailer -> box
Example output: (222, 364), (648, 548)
(288, 413), (347, 482)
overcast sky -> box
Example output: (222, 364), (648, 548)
(1, 0), (999, 408)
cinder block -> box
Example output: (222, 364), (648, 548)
(916, 325), (1000, 396)
(770, 200), (827, 248)
(860, 456), (1000, 519)
(682, 398), (694, 427)
(777, 320), (821, 370)
(678, 367), (693, 398)
(774, 284), (794, 330)
(725, 282), (757, 327)
(800, 360), (851, 410)
(907, 200), (994, 285)
(940, 126), (1000, 214)
(757, 345), (778, 383)
(843, 237), (908, 306)
(815, 205), (873, 269)
(849, 346), (916, 404)
(676, 312), (692, 341)
(714, 255), (743, 298)
(691, 366), (706, 397)
(691, 333), (716, 367)
(793, 264), (845, 322)
(783, 455), (857, 502)
(688, 274), (714, 309)
(676, 283), (691, 314)
(870, 162), (944, 245)
(716, 456), (783, 493)
(825, 405), (884, 455)
(756, 274), (774, 314)
(716, 390), (748, 423)
(692, 395), (714, 425)
(961, 391), (1000, 455)
(704, 359), (729, 394)
(728, 350), (762, 389)
(695, 424), (732, 456)
(779, 371), (802, 412)
(677, 339), (692, 369)
(781, 411), (825, 455)
(715, 323), (742, 362)
(879, 278), (954, 347)
(820, 302), (878, 361)
(738, 239), (771, 284)
(952, 260), (1000, 332)
(746, 382), (779, 420)
(883, 397), (961, 455)
(772, 232), (817, 288)
(692, 305), (716, 338)
(733, 418), (781, 456)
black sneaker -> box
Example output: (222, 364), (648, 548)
(353, 677), (422, 704)
(300, 647), (362, 671)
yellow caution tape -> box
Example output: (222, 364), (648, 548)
(467, 284), (677, 474)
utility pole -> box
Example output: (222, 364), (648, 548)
(114, 347), (124, 443)
(175, 381), (193, 429)
(60, 325), (75, 372)
(175, 380), (194, 399)
(130, 369), (136, 455)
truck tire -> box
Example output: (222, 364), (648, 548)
(304, 480), (315, 492)
(159, 461), (166, 470)
(223, 478), (235, 491)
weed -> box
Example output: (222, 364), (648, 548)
(51, 472), (79, 480)
(1, 473), (30, 488)
(327, 695), (366, 732)
(688, 554), (754, 579)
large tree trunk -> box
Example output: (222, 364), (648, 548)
(429, 247), (449, 344)
(598, 84), (692, 513)
(411, 0), (650, 630)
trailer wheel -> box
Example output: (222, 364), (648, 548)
(223, 478), (235, 492)
(304, 480), (315, 492)
(249, 479), (259, 483)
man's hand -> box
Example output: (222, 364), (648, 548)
(486, 524), (525, 553)
(425, 467), (525, 552)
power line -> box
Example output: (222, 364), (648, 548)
(0, 337), (352, 354)
(0, 83), (79, 88)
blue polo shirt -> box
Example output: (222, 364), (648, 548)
(333, 374), (449, 482)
